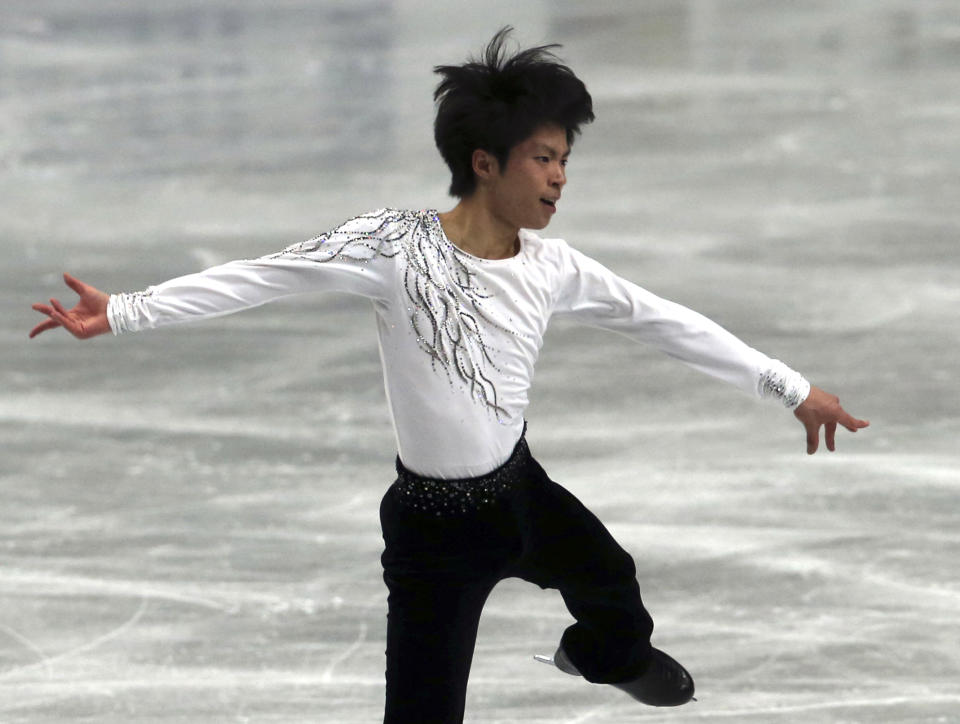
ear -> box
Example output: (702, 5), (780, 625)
(471, 149), (500, 183)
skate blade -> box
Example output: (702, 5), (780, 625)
(536, 654), (697, 702)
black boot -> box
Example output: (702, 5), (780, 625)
(538, 645), (695, 707)
(609, 647), (695, 707)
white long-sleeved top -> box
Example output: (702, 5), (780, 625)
(108, 208), (809, 478)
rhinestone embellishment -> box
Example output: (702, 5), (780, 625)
(393, 430), (529, 516)
(272, 208), (517, 418)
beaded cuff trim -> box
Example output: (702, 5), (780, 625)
(758, 365), (811, 409)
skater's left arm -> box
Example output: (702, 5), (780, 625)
(551, 243), (869, 454)
(792, 385), (869, 455)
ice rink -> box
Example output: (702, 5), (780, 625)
(4, 1), (959, 721)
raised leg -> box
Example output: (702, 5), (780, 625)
(508, 460), (655, 684)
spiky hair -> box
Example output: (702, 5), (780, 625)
(433, 26), (595, 198)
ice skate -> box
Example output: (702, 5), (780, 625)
(533, 645), (581, 676)
(535, 645), (696, 707)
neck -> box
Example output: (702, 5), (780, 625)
(437, 195), (520, 260)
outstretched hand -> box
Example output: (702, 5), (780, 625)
(794, 385), (869, 454)
(29, 273), (111, 340)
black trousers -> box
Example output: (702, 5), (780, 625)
(379, 436), (654, 724)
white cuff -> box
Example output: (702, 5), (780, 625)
(106, 289), (157, 335)
(106, 294), (123, 336)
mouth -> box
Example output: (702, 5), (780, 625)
(540, 198), (558, 210)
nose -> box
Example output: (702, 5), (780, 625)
(552, 162), (566, 188)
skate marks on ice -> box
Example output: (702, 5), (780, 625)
(0, 580), (388, 721)
(0, 596), (150, 683)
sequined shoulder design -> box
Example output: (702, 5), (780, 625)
(269, 207), (406, 264)
(271, 208), (513, 419)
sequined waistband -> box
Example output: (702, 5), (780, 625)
(393, 431), (530, 516)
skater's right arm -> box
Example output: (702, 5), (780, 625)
(29, 211), (397, 339)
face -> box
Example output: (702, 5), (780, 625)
(482, 124), (570, 231)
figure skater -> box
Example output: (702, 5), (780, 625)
(29, 27), (868, 724)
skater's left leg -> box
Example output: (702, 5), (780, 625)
(505, 455), (694, 705)
(506, 457), (654, 684)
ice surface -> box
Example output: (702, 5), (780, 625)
(4, 1), (959, 722)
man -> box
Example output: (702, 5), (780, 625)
(30, 28), (868, 724)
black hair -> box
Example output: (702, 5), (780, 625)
(433, 26), (595, 198)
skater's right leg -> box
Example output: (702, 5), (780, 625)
(379, 473), (515, 724)
(382, 569), (494, 723)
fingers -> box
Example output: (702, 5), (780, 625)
(805, 423), (819, 455)
(50, 297), (69, 316)
(43, 298), (79, 336)
(796, 388), (870, 455)
(803, 412), (869, 455)
(48, 306), (69, 329)
(63, 272), (86, 297)
(842, 416), (870, 432)
(837, 405), (870, 432)
(31, 277), (105, 340)
(29, 303), (59, 338)
(29, 318), (61, 338)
